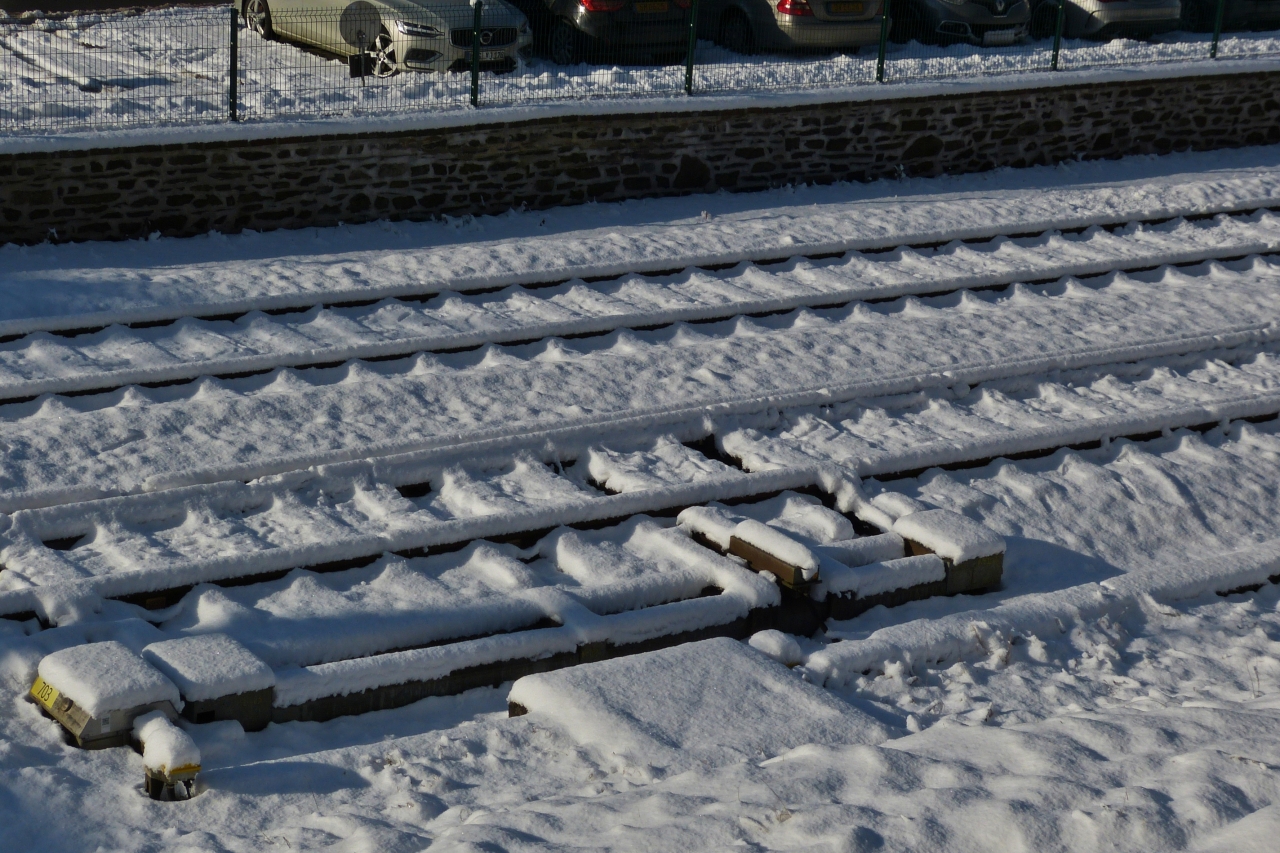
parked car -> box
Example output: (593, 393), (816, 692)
(237, 0), (534, 76)
(694, 0), (886, 55)
(506, 0), (692, 64)
(1177, 0), (1280, 32)
(888, 0), (1030, 46)
(1026, 0), (1180, 39)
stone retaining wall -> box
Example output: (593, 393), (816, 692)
(3, 70), (1279, 244)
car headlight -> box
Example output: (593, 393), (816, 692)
(519, 20), (530, 34)
(396, 20), (443, 37)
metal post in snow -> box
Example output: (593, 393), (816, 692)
(875, 0), (889, 83)
(684, 0), (699, 96)
(471, 0), (483, 107)
(1210, 0), (1225, 58)
(229, 4), (239, 122)
(1050, 0), (1065, 71)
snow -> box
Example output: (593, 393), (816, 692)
(8, 586), (1280, 850)
(738, 493), (856, 543)
(747, 629), (804, 667)
(4, 260), (1278, 515)
(585, 436), (741, 494)
(132, 709), (201, 776)
(719, 333), (1280, 485)
(817, 532), (905, 567)
(150, 521), (781, 708)
(0, 456), (813, 619)
(5, 146), (1280, 338)
(891, 508), (1007, 563)
(506, 637), (891, 776)
(4, 141), (1280, 851)
(817, 553), (947, 598)
(36, 640), (181, 717)
(732, 519), (821, 580)
(870, 491), (928, 520)
(4, 207), (1280, 401)
(675, 504), (739, 549)
(140, 519), (776, 680)
(141, 633), (275, 702)
(677, 493), (872, 573)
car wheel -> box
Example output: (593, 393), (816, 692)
(550, 18), (581, 65)
(371, 28), (398, 77)
(718, 10), (753, 55)
(1029, 2), (1059, 39)
(244, 0), (273, 38)
(888, 0), (927, 43)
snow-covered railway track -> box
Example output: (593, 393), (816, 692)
(5, 487), (969, 724)
(7, 339), (1280, 622)
(7, 163), (1280, 341)
(0, 261), (1276, 514)
(3, 213), (1279, 404)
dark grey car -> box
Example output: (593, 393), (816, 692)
(508, 0), (692, 64)
(1027, 0), (1180, 39)
(1178, 0), (1280, 31)
(889, 0), (1030, 46)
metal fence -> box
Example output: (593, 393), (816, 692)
(1, 0), (1278, 134)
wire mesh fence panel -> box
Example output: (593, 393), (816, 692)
(235, 3), (484, 120)
(690, 0), (881, 93)
(1, 0), (1279, 136)
(1171, 0), (1280, 59)
(1052, 33), (1211, 70)
(1046, 0), (1211, 71)
(476, 0), (690, 105)
(878, 0), (1054, 81)
(0, 6), (230, 134)
(1213, 28), (1280, 60)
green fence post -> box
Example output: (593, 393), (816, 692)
(684, 0), (699, 95)
(229, 4), (239, 121)
(1050, 0), (1065, 71)
(1210, 0), (1225, 58)
(471, 0), (482, 107)
(876, 0), (889, 83)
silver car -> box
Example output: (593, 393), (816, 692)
(1028, 0), (1180, 38)
(698, 0), (886, 54)
(238, 0), (534, 76)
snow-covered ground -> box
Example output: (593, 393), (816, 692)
(3, 144), (1280, 851)
(2, 4), (1279, 134)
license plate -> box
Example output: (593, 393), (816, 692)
(983, 29), (1018, 46)
(481, 50), (506, 61)
(636, 1), (669, 11)
(30, 676), (61, 712)
(829, 2), (864, 12)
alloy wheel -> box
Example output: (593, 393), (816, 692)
(244, 0), (273, 38)
(550, 18), (582, 65)
(371, 30), (398, 78)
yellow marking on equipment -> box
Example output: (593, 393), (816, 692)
(30, 676), (61, 713)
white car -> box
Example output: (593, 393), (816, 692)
(238, 0), (533, 76)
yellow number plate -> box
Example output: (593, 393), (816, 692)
(829, 1), (865, 12)
(636, 1), (669, 11)
(30, 676), (61, 712)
